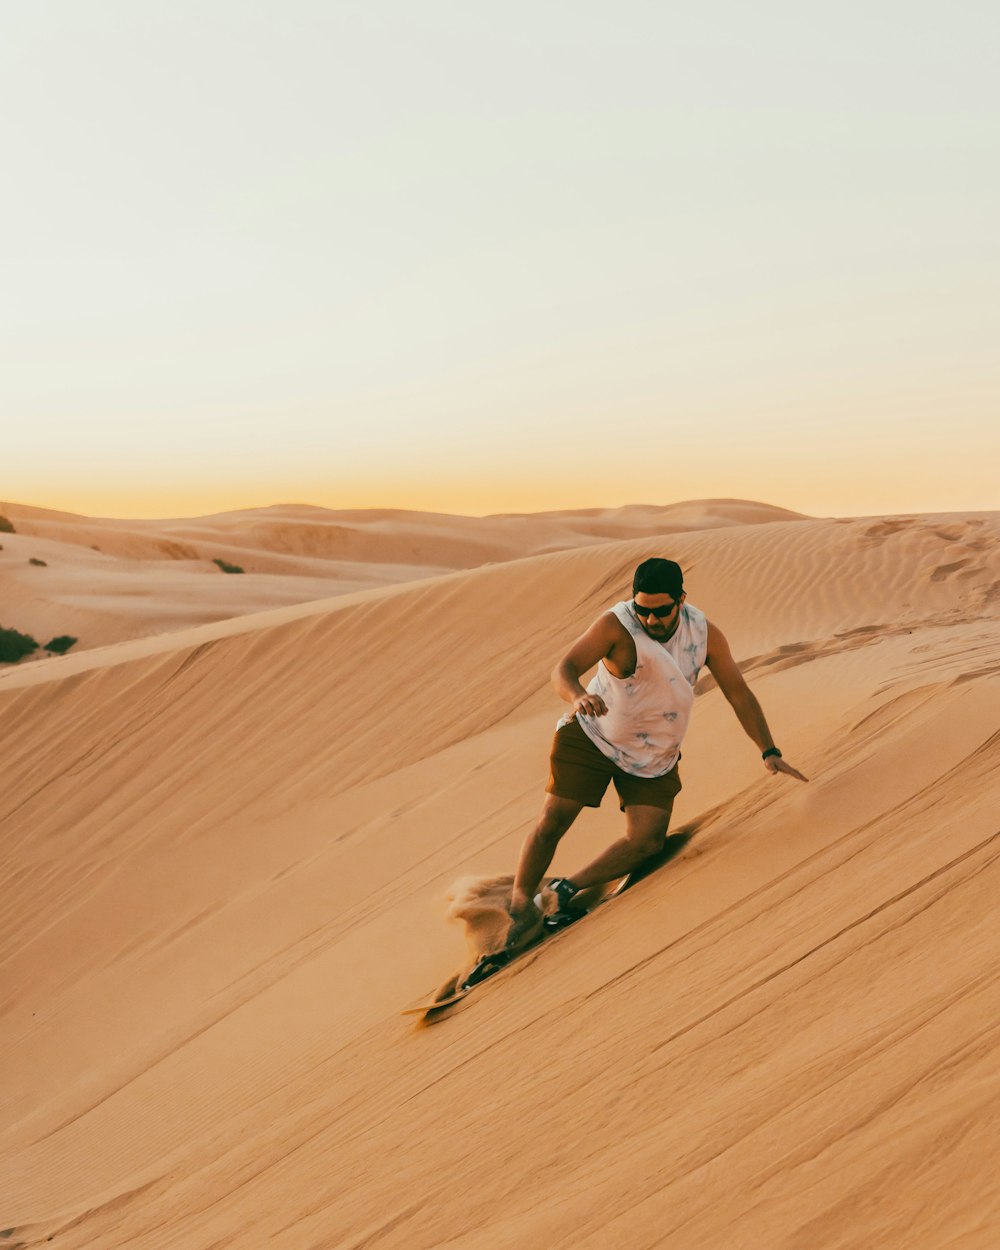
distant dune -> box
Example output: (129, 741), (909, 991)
(1, 504), (998, 1248)
(0, 497), (807, 654)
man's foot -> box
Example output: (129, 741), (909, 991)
(536, 876), (581, 913)
(506, 897), (543, 950)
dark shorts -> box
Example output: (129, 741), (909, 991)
(546, 717), (683, 813)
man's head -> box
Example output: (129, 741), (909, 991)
(631, 558), (685, 639)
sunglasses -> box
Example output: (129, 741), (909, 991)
(632, 599), (679, 618)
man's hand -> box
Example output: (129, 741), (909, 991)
(573, 693), (608, 717)
(766, 756), (809, 782)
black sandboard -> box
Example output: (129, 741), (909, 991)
(402, 831), (693, 1020)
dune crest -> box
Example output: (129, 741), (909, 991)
(0, 497), (807, 657)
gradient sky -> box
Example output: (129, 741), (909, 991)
(3, 0), (998, 519)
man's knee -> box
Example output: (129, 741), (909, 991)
(537, 797), (582, 842)
(625, 809), (670, 857)
(629, 832), (666, 860)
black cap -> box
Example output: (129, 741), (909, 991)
(632, 558), (684, 598)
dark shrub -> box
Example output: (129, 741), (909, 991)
(44, 635), (78, 655)
(0, 515), (14, 533)
(0, 627), (39, 663)
(213, 558), (244, 574)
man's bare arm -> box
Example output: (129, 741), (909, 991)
(551, 612), (622, 717)
(705, 620), (809, 782)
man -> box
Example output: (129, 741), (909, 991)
(508, 557), (808, 944)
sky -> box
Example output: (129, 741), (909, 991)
(2, 0), (998, 519)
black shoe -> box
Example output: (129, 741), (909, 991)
(536, 877), (580, 912)
(536, 877), (586, 931)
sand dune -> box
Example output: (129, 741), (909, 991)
(0, 498), (806, 655)
(1, 507), (998, 1248)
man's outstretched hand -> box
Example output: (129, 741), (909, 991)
(766, 756), (809, 782)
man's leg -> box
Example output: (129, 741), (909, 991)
(566, 803), (671, 890)
(507, 794), (585, 945)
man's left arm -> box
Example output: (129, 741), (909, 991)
(704, 620), (809, 782)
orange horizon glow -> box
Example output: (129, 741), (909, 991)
(6, 472), (999, 523)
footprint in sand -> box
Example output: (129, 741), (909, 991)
(930, 558), (976, 582)
(862, 519), (916, 544)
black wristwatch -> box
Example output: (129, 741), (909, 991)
(762, 747), (782, 761)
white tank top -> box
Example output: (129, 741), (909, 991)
(557, 600), (708, 778)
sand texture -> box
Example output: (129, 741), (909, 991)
(1, 504), (999, 1248)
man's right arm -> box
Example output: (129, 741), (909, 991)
(551, 613), (621, 717)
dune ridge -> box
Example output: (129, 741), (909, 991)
(1, 507), (998, 1248)
(1, 498), (806, 656)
